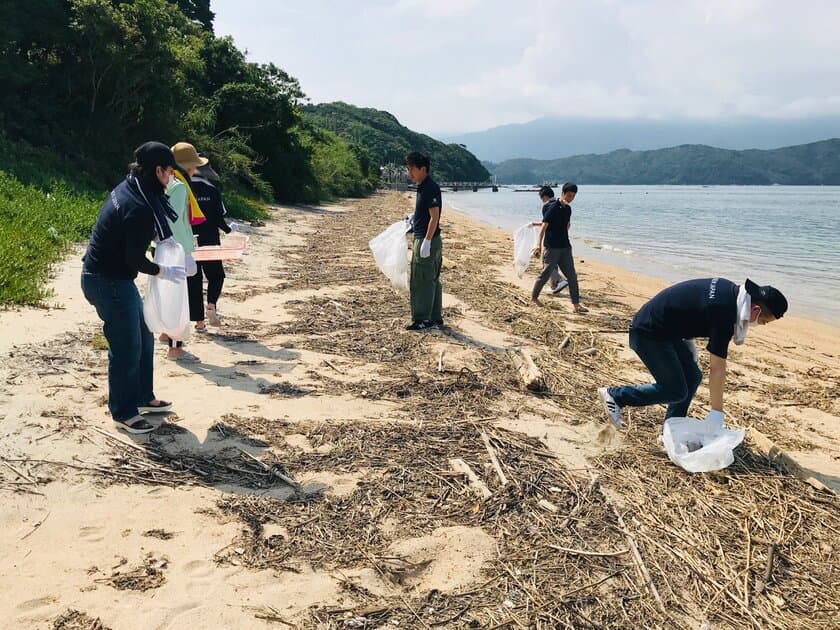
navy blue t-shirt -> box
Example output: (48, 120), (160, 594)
(412, 176), (442, 240)
(631, 278), (739, 358)
(542, 199), (572, 249)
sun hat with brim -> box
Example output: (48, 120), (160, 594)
(171, 142), (209, 169)
(745, 278), (788, 319)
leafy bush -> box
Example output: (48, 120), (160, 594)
(0, 169), (100, 305)
(0, 134), (267, 305)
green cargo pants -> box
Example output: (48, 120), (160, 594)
(410, 235), (443, 323)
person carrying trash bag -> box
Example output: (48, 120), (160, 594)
(530, 184), (585, 312)
(405, 151), (443, 331)
(81, 142), (186, 434)
(598, 277), (787, 429)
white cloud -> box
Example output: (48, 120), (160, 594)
(211, 0), (840, 135)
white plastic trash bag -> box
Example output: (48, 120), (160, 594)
(661, 416), (746, 473)
(143, 238), (190, 338)
(369, 219), (410, 292)
(513, 223), (541, 277)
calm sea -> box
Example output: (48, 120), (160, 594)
(445, 185), (840, 324)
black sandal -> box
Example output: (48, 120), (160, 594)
(137, 400), (172, 414)
(115, 415), (156, 434)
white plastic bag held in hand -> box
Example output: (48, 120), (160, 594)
(660, 416), (746, 473)
(369, 219), (410, 292)
(513, 223), (541, 278)
(143, 238), (190, 337)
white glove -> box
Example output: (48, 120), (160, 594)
(419, 238), (431, 258)
(685, 339), (699, 364)
(185, 254), (197, 277)
(229, 222), (240, 231)
(157, 265), (186, 283)
(704, 410), (725, 428)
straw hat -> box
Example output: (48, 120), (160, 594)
(171, 142), (209, 169)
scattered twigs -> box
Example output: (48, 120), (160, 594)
(480, 431), (508, 487)
(20, 510), (50, 540)
(755, 543), (777, 595)
(449, 458), (491, 499)
(558, 474), (599, 529)
(236, 447), (301, 491)
(548, 544), (628, 557)
(597, 478), (667, 618)
(1, 459), (37, 484)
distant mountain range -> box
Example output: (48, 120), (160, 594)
(303, 102), (489, 182)
(484, 139), (840, 185)
(445, 117), (840, 162)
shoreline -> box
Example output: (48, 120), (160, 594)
(445, 186), (840, 326)
(443, 199), (840, 341)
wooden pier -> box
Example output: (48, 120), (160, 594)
(440, 181), (499, 192)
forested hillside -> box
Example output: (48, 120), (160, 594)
(304, 102), (490, 182)
(486, 140), (840, 185)
(0, 0), (377, 202)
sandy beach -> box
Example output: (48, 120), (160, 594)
(1, 191), (838, 628)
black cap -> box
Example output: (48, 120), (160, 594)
(135, 141), (177, 170)
(745, 279), (788, 319)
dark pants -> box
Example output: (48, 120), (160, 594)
(608, 329), (703, 419)
(532, 246), (580, 303)
(187, 261), (225, 322)
(81, 272), (155, 422)
(410, 235), (443, 323)
(201, 260), (225, 306)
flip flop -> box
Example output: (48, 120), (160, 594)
(167, 351), (200, 363)
(115, 415), (155, 434)
(138, 400), (172, 414)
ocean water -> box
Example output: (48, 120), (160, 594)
(445, 185), (840, 324)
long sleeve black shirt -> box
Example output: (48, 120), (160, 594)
(82, 179), (160, 278)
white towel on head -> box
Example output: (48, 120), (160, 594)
(733, 284), (751, 345)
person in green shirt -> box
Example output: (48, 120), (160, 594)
(161, 142), (207, 362)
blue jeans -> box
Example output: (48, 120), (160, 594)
(81, 272), (155, 422)
(608, 328), (703, 419)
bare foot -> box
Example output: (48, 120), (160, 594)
(573, 304), (588, 314)
(530, 298), (542, 307)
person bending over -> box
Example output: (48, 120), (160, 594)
(598, 277), (787, 428)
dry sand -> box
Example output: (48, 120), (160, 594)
(0, 192), (837, 628)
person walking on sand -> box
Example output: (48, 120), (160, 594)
(598, 277), (788, 429)
(405, 151), (443, 331)
(190, 157), (238, 329)
(531, 183), (586, 313)
(81, 142), (185, 434)
(530, 216), (567, 295)
(160, 141), (207, 362)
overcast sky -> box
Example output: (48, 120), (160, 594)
(211, 0), (840, 137)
